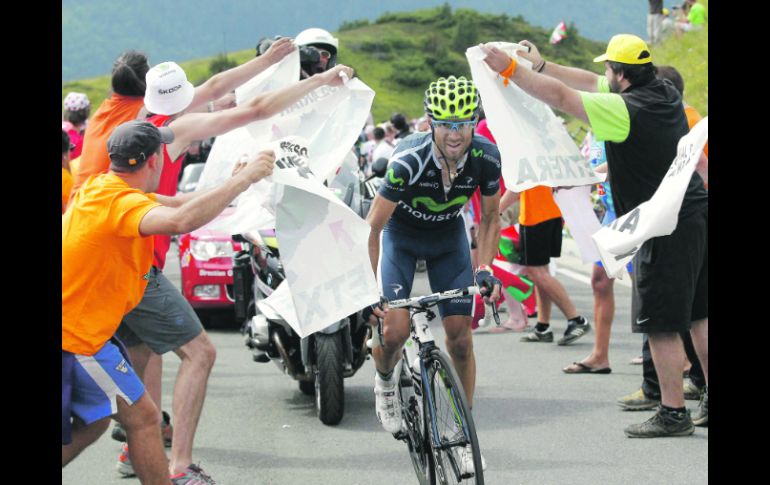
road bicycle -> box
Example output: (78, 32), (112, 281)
(377, 286), (498, 484)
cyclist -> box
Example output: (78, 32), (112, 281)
(367, 75), (502, 474)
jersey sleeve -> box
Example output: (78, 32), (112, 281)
(378, 158), (412, 202)
(579, 91), (631, 143)
(111, 190), (162, 238)
(479, 143), (502, 197)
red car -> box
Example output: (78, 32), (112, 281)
(177, 205), (242, 311)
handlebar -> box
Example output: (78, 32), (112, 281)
(385, 285), (500, 326)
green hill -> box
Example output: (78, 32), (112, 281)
(62, 3), (707, 125)
(62, 5), (604, 123)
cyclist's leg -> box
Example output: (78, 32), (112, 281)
(374, 225), (417, 376)
(425, 220), (476, 406)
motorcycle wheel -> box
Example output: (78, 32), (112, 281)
(314, 332), (345, 425)
(298, 380), (315, 396)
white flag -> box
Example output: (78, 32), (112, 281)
(592, 117), (708, 278)
(261, 137), (380, 337)
(466, 43), (599, 192)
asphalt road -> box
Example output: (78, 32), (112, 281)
(62, 241), (707, 484)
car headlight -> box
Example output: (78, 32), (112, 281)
(190, 240), (233, 261)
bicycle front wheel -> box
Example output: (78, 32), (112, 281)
(423, 349), (484, 484)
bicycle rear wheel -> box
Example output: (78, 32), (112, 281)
(423, 349), (484, 484)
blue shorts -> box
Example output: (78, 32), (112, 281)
(595, 207), (633, 273)
(68, 340), (145, 426)
(380, 218), (473, 318)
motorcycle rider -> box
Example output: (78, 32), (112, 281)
(367, 76), (503, 475)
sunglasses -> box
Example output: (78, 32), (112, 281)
(316, 48), (331, 60)
(432, 120), (476, 132)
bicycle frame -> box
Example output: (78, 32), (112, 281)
(385, 286), (496, 450)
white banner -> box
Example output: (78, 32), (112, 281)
(592, 117), (708, 278)
(553, 185), (602, 264)
(197, 50), (301, 192)
(258, 138), (380, 337)
(466, 43), (600, 191)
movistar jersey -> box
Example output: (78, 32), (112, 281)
(378, 133), (501, 229)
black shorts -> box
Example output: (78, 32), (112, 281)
(518, 217), (563, 266)
(631, 207), (708, 334)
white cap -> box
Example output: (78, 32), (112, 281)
(295, 27), (338, 51)
(144, 62), (195, 115)
(63, 92), (90, 111)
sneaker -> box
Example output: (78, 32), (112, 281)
(112, 410), (173, 448)
(374, 374), (404, 434)
(624, 406), (695, 438)
(116, 443), (136, 477)
(692, 386), (708, 427)
(683, 380), (703, 401)
(520, 329), (553, 342)
(557, 318), (591, 345)
(170, 464), (216, 484)
(617, 388), (660, 411)
(460, 444), (487, 475)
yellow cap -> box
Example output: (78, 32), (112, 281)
(593, 34), (652, 64)
(662, 7), (670, 15)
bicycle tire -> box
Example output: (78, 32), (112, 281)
(423, 349), (484, 484)
(398, 357), (434, 485)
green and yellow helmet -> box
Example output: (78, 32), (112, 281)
(423, 76), (480, 121)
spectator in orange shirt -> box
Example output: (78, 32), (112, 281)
(500, 187), (591, 346)
(62, 120), (275, 481)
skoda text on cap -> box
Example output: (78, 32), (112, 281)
(144, 62), (196, 116)
(107, 120), (175, 170)
(593, 34), (652, 65)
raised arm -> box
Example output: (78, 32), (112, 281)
(517, 40), (602, 93)
(139, 151), (274, 236)
(166, 64), (354, 158)
(481, 43), (589, 123)
(186, 37), (296, 112)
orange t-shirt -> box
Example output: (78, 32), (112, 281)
(62, 173), (160, 356)
(62, 167), (73, 214)
(71, 94), (145, 196)
(519, 185), (562, 226)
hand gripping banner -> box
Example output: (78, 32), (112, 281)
(466, 42), (600, 192)
(592, 117), (708, 279)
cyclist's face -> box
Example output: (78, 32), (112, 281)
(431, 118), (476, 161)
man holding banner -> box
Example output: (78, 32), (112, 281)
(480, 34), (708, 438)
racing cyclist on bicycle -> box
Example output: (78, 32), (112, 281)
(367, 76), (502, 474)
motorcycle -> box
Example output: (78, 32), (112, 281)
(232, 156), (388, 425)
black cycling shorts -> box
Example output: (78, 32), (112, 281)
(631, 207), (708, 334)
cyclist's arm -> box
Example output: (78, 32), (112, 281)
(366, 194), (397, 275)
(476, 190), (502, 268)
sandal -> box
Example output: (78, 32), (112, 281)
(562, 362), (612, 374)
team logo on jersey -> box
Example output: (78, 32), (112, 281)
(387, 168), (405, 186)
(471, 148), (484, 158)
(465, 176), (474, 184)
(142, 270), (151, 280)
(391, 284), (404, 296)
(426, 169), (436, 178)
(412, 195), (468, 213)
